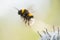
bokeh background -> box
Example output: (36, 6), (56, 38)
(0, 0), (60, 40)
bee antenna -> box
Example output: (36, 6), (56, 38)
(13, 7), (19, 11)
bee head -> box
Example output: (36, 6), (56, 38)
(18, 8), (25, 15)
(18, 10), (21, 15)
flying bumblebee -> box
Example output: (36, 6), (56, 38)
(16, 8), (34, 26)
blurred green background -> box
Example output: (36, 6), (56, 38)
(0, 0), (60, 40)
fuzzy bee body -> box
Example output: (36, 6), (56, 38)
(18, 8), (34, 25)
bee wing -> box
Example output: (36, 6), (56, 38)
(27, 5), (33, 11)
(27, 5), (36, 13)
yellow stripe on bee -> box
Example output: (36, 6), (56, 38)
(28, 13), (33, 16)
(22, 8), (24, 14)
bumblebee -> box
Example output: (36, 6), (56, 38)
(18, 8), (34, 25)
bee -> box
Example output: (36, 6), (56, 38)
(17, 8), (34, 26)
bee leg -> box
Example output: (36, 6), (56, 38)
(28, 22), (30, 25)
(23, 18), (25, 21)
(28, 19), (30, 26)
(25, 20), (27, 24)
